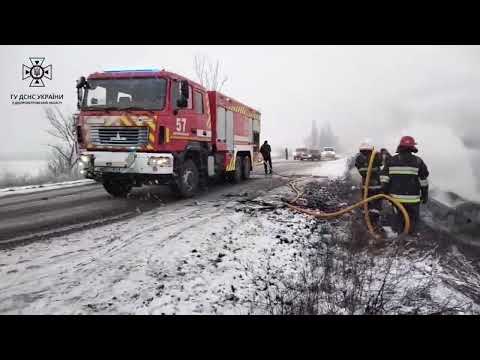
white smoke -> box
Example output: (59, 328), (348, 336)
(382, 123), (480, 203)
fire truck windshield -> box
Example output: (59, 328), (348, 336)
(81, 78), (167, 110)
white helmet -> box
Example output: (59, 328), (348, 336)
(359, 138), (373, 151)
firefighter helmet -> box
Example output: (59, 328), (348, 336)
(398, 136), (417, 150)
(359, 139), (374, 151)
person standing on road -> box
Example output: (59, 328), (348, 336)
(285, 147), (289, 160)
(260, 140), (273, 175)
(380, 136), (429, 237)
(355, 140), (384, 231)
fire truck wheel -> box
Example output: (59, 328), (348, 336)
(176, 159), (199, 198)
(242, 156), (251, 180)
(232, 156), (243, 183)
(103, 180), (132, 198)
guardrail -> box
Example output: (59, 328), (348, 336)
(426, 197), (480, 244)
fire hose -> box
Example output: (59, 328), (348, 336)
(281, 149), (411, 240)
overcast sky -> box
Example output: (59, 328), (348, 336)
(1, 45), (479, 199)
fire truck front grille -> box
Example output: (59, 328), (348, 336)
(89, 126), (149, 147)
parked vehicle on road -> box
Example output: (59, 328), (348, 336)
(300, 149), (321, 161)
(321, 147), (336, 160)
(309, 149), (322, 161)
(294, 148), (308, 160)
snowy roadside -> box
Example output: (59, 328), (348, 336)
(0, 179), (95, 198)
(292, 157), (349, 179)
(1, 157), (479, 314)
(0, 161), (343, 315)
(2, 180), (478, 315)
(0, 184), (309, 314)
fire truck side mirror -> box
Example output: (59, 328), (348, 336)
(76, 76), (87, 109)
(76, 76), (87, 89)
(175, 80), (189, 109)
(180, 80), (189, 99)
(77, 88), (83, 109)
(176, 97), (188, 108)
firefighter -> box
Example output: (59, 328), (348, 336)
(355, 140), (384, 230)
(380, 136), (429, 236)
(260, 140), (273, 174)
(379, 148), (392, 169)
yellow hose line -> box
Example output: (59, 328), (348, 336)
(286, 149), (411, 239)
(363, 148), (378, 238)
(290, 180), (304, 203)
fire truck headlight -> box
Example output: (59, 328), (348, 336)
(79, 154), (94, 169)
(148, 156), (172, 167)
(80, 154), (92, 163)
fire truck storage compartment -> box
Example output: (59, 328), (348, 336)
(253, 118), (260, 151)
(216, 106), (226, 143)
(226, 110), (234, 151)
(216, 107), (234, 151)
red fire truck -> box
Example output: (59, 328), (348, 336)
(75, 68), (261, 198)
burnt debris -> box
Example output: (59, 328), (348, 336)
(296, 179), (352, 212)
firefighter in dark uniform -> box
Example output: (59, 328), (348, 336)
(260, 140), (272, 174)
(379, 148), (392, 169)
(380, 136), (429, 236)
(355, 141), (384, 230)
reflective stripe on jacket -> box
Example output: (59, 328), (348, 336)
(390, 194), (421, 203)
(381, 151), (429, 199)
(355, 151), (383, 191)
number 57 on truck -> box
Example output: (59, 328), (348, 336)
(74, 68), (261, 198)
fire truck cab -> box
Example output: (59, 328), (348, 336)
(75, 68), (261, 198)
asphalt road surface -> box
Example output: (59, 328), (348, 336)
(0, 160), (323, 247)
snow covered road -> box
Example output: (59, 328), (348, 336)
(0, 187), (309, 314)
(0, 159), (341, 314)
(0, 160), (321, 246)
(1, 156), (479, 314)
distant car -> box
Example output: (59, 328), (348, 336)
(300, 149), (321, 161)
(321, 147), (336, 160)
(294, 148), (308, 160)
(300, 153), (311, 161)
(309, 149), (322, 161)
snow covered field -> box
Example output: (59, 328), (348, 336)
(0, 179), (95, 198)
(0, 160), (48, 177)
(1, 158), (479, 314)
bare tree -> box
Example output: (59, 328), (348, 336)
(194, 55), (228, 91)
(45, 107), (78, 176)
(319, 121), (339, 150)
(305, 120), (319, 149)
